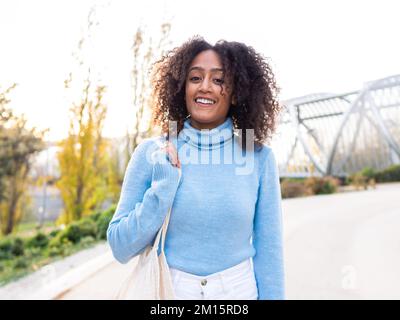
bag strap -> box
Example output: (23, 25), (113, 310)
(153, 167), (182, 252)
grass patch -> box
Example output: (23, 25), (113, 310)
(0, 205), (115, 287)
(0, 239), (105, 286)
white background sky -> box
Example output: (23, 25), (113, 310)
(1, 0), (399, 141)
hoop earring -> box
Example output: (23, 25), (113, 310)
(231, 96), (237, 106)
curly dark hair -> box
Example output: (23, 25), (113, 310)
(150, 36), (281, 150)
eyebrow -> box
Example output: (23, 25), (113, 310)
(188, 66), (224, 73)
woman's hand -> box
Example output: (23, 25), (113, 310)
(160, 141), (181, 168)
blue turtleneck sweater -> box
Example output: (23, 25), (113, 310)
(107, 117), (285, 300)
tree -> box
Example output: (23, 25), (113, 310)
(56, 6), (109, 224)
(124, 22), (172, 169)
(0, 84), (45, 235)
(56, 73), (109, 224)
(106, 22), (173, 202)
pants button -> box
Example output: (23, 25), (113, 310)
(201, 279), (207, 286)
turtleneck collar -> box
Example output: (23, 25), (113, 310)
(179, 117), (234, 150)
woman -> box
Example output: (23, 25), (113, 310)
(107, 36), (285, 300)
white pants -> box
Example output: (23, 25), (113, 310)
(170, 259), (258, 300)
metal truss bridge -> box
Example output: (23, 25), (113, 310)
(273, 74), (400, 177)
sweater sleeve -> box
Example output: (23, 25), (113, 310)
(107, 138), (180, 264)
(253, 148), (285, 300)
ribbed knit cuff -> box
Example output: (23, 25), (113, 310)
(151, 150), (179, 185)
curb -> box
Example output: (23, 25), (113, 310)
(0, 243), (115, 300)
(32, 250), (115, 300)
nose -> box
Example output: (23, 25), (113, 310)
(199, 77), (212, 93)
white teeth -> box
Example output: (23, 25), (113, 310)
(195, 98), (215, 105)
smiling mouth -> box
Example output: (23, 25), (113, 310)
(194, 97), (216, 106)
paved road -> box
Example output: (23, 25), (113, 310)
(283, 182), (400, 299)
(59, 182), (400, 300)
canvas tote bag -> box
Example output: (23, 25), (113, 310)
(115, 167), (182, 300)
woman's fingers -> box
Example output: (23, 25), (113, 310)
(162, 141), (181, 168)
(168, 143), (181, 168)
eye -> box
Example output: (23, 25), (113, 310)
(189, 76), (201, 82)
(214, 78), (224, 84)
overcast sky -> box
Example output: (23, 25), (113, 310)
(1, 0), (399, 141)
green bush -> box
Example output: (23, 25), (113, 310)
(360, 167), (376, 180)
(0, 237), (25, 260)
(88, 211), (102, 223)
(13, 257), (28, 269)
(80, 236), (96, 248)
(0, 209), (118, 283)
(49, 218), (98, 246)
(96, 206), (115, 240)
(25, 247), (42, 259)
(26, 232), (49, 249)
(49, 231), (68, 248)
(0, 238), (14, 260)
(63, 224), (82, 244)
(49, 229), (61, 238)
(350, 164), (400, 185)
(48, 234), (61, 248)
(12, 238), (25, 257)
(321, 176), (340, 194)
(0, 206), (117, 282)
(47, 244), (63, 257)
(75, 219), (98, 239)
(348, 166), (380, 190)
(375, 164), (400, 182)
(348, 172), (369, 190)
(0, 237), (24, 260)
(280, 180), (309, 198)
(47, 238), (73, 257)
(304, 176), (340, 195)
